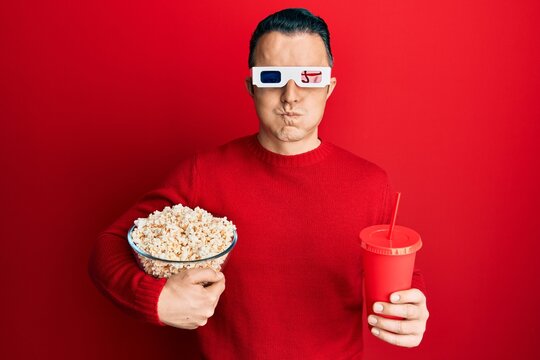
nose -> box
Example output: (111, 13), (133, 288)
(280, 79), (300, 105)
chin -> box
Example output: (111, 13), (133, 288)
(276, 127), (305, 142)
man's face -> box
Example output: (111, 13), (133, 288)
(246, 31), (337, 143)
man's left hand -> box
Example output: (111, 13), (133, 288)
(367, 288), (429, 348)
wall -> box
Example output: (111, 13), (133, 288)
(2, 0), (539, 358)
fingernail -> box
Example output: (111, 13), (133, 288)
(371, 327), (380, 336)
(391, 294), (400, 303)
(368, 315), (377, 325)
(374, 303), (384, 313)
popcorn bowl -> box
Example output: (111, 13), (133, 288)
(127, 224), (238, 279)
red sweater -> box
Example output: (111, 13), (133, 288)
(88, 133), (425, 359)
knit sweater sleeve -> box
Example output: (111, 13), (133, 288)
(87, 154), (199, 326)
(380, 176), (427, 296)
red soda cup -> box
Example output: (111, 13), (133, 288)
(359, 224), (422, 320)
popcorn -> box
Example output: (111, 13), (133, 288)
(130, 204), (236, 278)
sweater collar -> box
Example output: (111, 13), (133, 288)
(247, 132), (333, 167)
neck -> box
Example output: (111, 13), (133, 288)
(257, 129), (321, 155)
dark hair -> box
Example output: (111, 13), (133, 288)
(248, 8), (333, 68)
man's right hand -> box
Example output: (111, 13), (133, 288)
(157, 268), (226, 329)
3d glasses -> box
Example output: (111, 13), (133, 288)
(251, 66), (331, 88)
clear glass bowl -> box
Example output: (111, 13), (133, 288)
(127, 224), (238, 279)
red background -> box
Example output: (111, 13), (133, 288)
(2, 0), (539, 359)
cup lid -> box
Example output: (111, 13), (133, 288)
(359, 224), (422, 256)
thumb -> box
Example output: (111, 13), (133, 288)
(187, 268), (224, 284)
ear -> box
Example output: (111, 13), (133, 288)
(245, 76), (254, 98)
(325, 77), (337, 100)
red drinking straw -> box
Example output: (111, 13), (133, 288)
(387, 192), (401, 241)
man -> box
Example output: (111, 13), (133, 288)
(89, 8), (429, 359)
